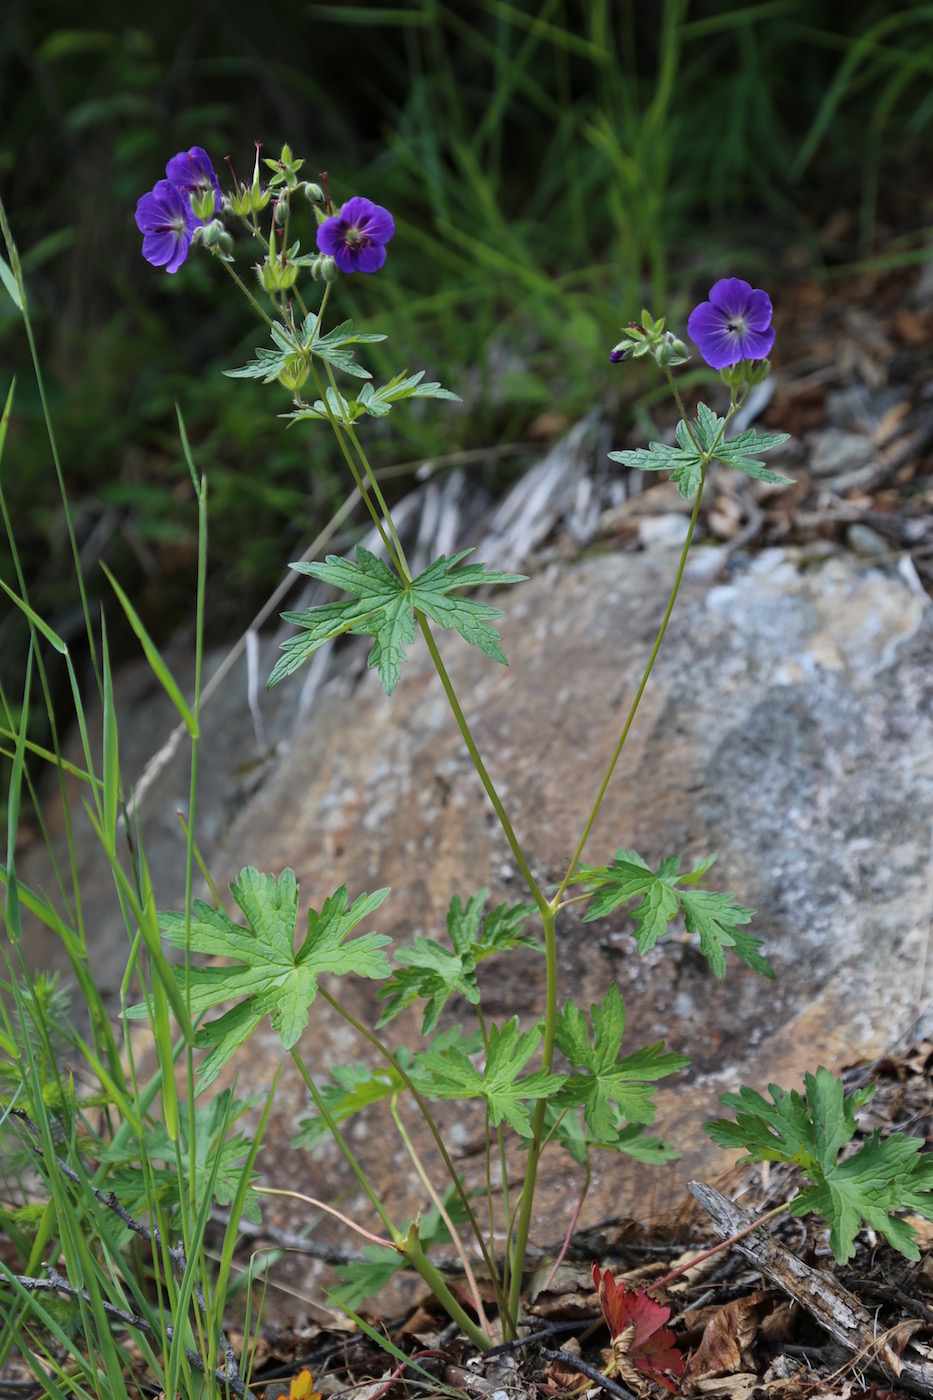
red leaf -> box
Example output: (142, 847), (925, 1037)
(592, 1262), (686, 1389)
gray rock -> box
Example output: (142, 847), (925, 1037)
(15, 545), (933, 1313)
(808, 427), (875, 478)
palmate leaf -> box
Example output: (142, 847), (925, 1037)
(284, 369), (459, 424)
(376, 890), (540, 1034)
(577, 849), (770, 980)
(99, 1088), (263, 1222)
(154, 868), (391, 1092)
(608, 438), (704, 501)
(269, 547), (525, 695)
(224, 317), (388, 386)
(706, 1067), (933, 1262)
(608, 401), (793, 498)
(552, 985), (689, 1142)
(293, 1027), (479, 1148)
(541, 1102), (679, 1166)
(415, 1016), (566, 1136)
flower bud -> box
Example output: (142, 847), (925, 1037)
(191, 189), (218, 223)
(279, 355), (309, 391)
(273, 200), (288, 226)
(260, 257), (299, 292)
(196, 220), (234, 257)
(303, 182), (325, 204)
(319, 254), (338, 284)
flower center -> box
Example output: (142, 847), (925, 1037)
(727, 317), (746, 336)
(345, 225), (371, 249)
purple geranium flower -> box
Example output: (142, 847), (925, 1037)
(687, 277), (775, 370)
(316, 196), (395, 274)
(164, 145), (222, 217)
(135, 180), (198, 274)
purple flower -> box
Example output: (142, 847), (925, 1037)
(135, 180), (198, 274)
(687, 278), (775, 370)
(316, 196), (395, 274)
(164, 145), (222, 217)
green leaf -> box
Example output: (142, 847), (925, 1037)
(608, 430), (705, 501)
(542, 1102), (680, 1166)
(155, 869), (391, 1091)
(292, 1061), (407, 1149)
(223, 345), (293, 382)
(330, 1185), (471, 1308)
(579, 849), (771, 980)
(330, 1244), (403, 1308)
(677, 888), (767, 980)
(355, 369), (460, 417)
(415, 1017), (566, 1136)
(706, 1067), (933, 1262)
(713, 426), (793, 485)
(552, 985), (689, 1141)
(608, 403), (793, 498)
(269, 547), (525, 695)
(100, 1089), (263, 1223)
(376, 891), (540, 1034)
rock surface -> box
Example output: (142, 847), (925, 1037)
(17, 540), (933, 1314)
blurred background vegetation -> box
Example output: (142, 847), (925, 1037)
(1, 0), (931, 661)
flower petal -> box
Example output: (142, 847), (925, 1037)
(353, 243), (387, 274)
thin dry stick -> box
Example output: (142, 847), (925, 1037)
(4, 1267), (256, 1400)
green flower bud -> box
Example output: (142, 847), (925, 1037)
(303, 182), (325, 204)
(273, 200), (288, 226)
(279, 355), (310, 391)
(260, 258), (299, 292)
(320, 255), (338, 284)
(195, 220), (234, 257)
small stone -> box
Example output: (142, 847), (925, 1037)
(808, 428), (875, 478)
(638, 513), (691, 549)
(847, 524), (890, 559)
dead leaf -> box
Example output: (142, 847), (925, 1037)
(683, 1291), (774, 1383)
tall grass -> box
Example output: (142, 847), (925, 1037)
(0, 206), (271, 1400)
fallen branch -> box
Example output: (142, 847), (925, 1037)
(688, 1180), (933, 1398)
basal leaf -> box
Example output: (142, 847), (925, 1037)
(705, 1067), (933, 1262)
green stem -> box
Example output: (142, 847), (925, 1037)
(417, 614), (549, 921)
(553, 461), (708, 907)
(506, 901), (558, 1328)
(219, 258), (276, 330)
(289, 1048), (400, 1242)
(344, 417), (411, 578)
(390, 1100), (491, 1337)
(400, 1226), (491, 1351)
(317, 986), (501, 1295)
(308, 362), (402, 570)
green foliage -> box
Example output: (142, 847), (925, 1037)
(330, 1187), (472, 1309)
(286, 369), (460, 424)
(609, 402), (792, 499)
(292, 1027), (481, 1149)
(377, 889), (540, 1034)
(269, 548), (525, 695)
(415, 1017), (566, 1137)
(224, 316), (388, 384)
(706, 1067), (933, 1262)
(97, 1089), (263, 1224)
(575, 849), (771, 979)
(551, 985), (689, 1141)
(149, 869), (392, 1091)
